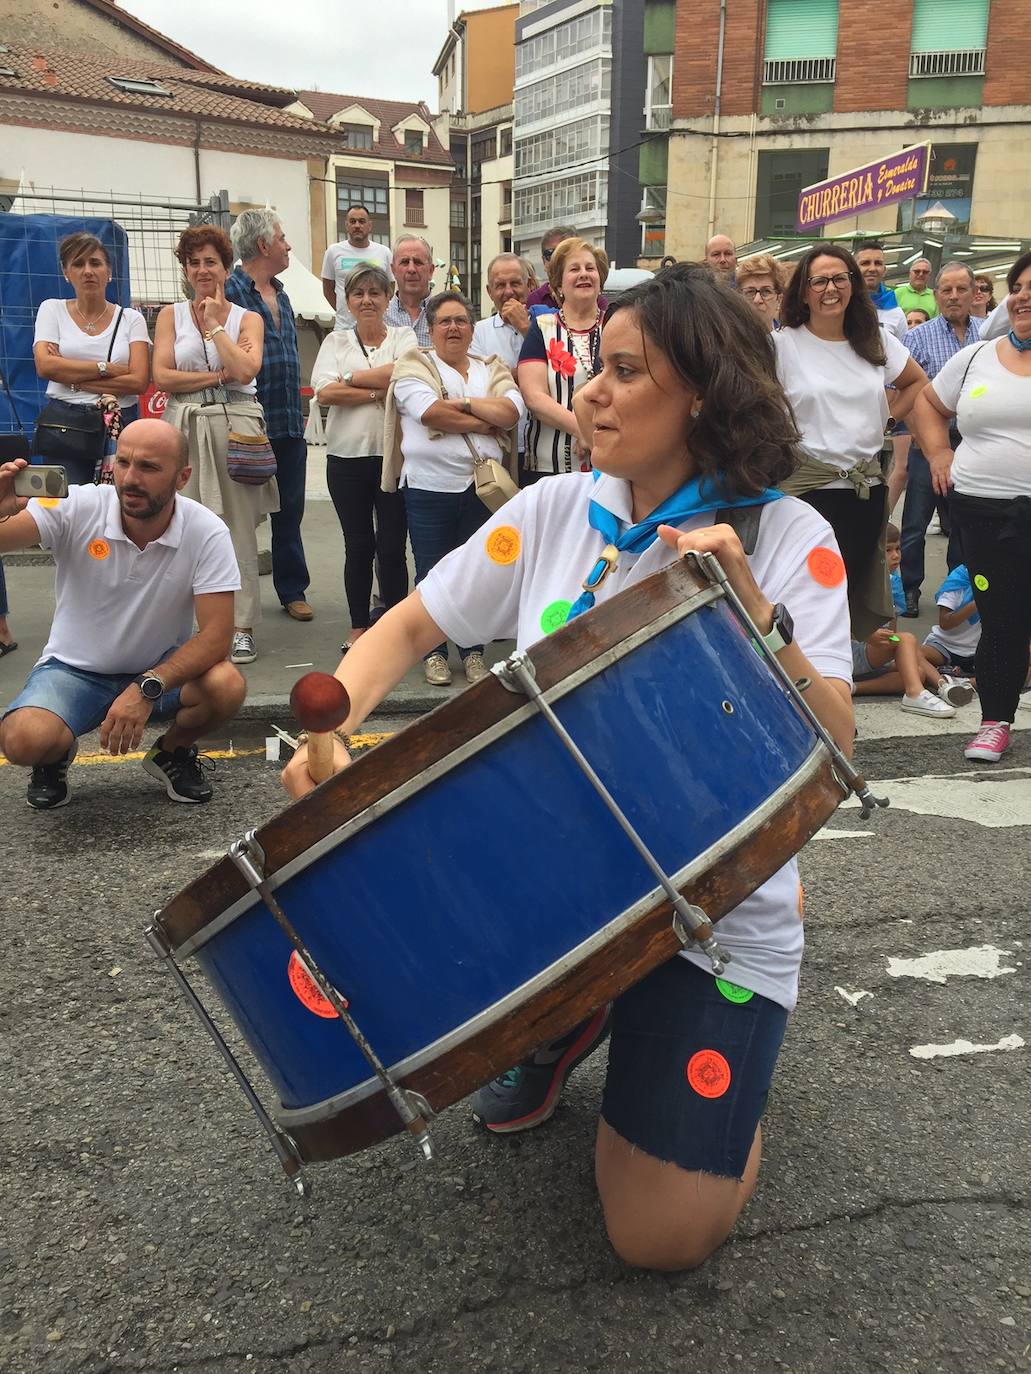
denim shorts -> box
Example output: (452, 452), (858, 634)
(601, 956), (788, 1179)
(851, 639), (893, 683)
(3, 657), (182, 737)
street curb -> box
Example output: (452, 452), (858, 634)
(236, 686), (461, 724)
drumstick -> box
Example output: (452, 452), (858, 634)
(289, 672), (351, 784)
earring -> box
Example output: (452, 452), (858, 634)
(690, 401), (703, 419)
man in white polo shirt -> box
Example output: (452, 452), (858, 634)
(0, 420), (245, 809)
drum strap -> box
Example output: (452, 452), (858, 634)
(715, 505), (763, 555)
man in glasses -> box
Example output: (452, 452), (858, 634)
(527, 226), (608, 312)
(735, 253), (784, 331)
(855, 242), (908, 340)
(894, 258), (938, 320)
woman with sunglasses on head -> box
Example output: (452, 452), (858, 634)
(282, 265), (854, 1273)
(773, 243), (927, 637)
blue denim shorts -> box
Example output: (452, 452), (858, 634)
(3, 657), (182, 737)
(601, 956), (788, 1179)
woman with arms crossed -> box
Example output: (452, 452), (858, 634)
(282, 267), (853, 1272)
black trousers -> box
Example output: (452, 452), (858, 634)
(798, 483), (887, 631)
(326, 455), (408, 629)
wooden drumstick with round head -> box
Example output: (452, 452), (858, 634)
(289, 672), (351, 784)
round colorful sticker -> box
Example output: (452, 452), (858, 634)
(973, 574), (989, 591)
(287, 950), (340, 1019)
(37, 497), (61, 509)
(807, 546), (845, 588)
(87, 538), (110, 561)
(485, 526), (521, 565)
(540, 599), (572, 635)
(715, 978), (754, 1005)
(686, 1048), (732, 1099)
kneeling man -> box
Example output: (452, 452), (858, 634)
(0, 420), (246, 808)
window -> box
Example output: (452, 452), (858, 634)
(515, 9), (611, 78)
(404, 130), (424, 155)
(450, 197), (466, 228)
(515, 116), (607, 179)
(471, 131), (496, 182)
(404, 189), (425, 226)
(450, 139), (467, 180)
(762, 0), (838, 82)
(755, 148), (829, 238)
(639, 187), (667, 259)
(514, 170), (607, 234)
(451, 240), (467, 279)
(514, 59), (611, 126)
(500, 127), (513, 158)
(646, 55), (672, 129)
(340, 124), (373, 150)
(909, 0), (988, 74)
(336, 174), (390, 240)
(108, 76), (173, 96)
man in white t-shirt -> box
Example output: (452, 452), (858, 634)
(0, 421), (245, 809)
(321, 205), (394, 331)
(472, 253), (532, 463)
(855, 243), (908, 340)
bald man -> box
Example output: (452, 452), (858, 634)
(0, 420), (246, 809)
(704, 235), (737, 283)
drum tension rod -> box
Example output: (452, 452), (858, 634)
(144, 921), (311, 1199)
(492, 653), (731, 976)
(229, 833), (436, 1165)
(685, 551), (889, 821)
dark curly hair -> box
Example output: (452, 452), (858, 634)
(604, 262), (800, 497)
(779, 242), (885, 367)
(1006, 250), (1031, 294)
(174, 225), (234, 271)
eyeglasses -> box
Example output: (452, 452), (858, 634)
(434, 317), (471, 330)
(741, 286), (777, 300)
(542, 247), (555, 262)
(807, 274), (851, 291)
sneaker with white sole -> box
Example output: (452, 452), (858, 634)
(1018, 687), (1031, 712)
(901, 689), (955, 718)
(231, 631), (257, 664)
(26, 740), (77, 810)
(423, 652), (452, 686)
(463, 651), (488, 684)
(964, 721), (1011, 763)
(142, 735), (215, 803)
(937, 674), (975, 708)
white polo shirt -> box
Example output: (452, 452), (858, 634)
(28, 484), (240, 675)
(418, 472), (852, 1010)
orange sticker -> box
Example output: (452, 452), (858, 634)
(807, 546), (845, 588)
(485, 525), (521, 565)
(287, 949), (341, 1019)
(686, 1048), (732, 1099)
(798, 882), (806, 921)
(37, 497), (61, 509)
(87, 538), (110, 561)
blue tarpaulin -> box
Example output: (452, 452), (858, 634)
(0, 214), (132, 437)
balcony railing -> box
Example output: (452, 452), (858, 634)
(909, 49), (985, 78)
(762, 56), (836, 84)
(646, 104), (672, 130)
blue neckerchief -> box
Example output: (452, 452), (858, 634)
(936, 564), (980, 624)
(566, 474), (783, 622)
(1008, 329), (1031, 352)
(871, 283), (898, 310)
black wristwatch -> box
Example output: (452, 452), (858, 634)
(761, 603), (794, 654)
(136, 672), (165, 702)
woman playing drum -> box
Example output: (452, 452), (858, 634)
(282, 264), (854, 1272)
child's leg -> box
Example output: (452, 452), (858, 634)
(916, 644), (943, 689)
(854, 669), (909, 696)
(891, 633), (926, 698)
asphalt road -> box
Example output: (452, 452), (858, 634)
(1, 715), (1028, 1374)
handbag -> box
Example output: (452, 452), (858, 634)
(0, 365), (31, 461)
(226, 426), (278, 485)
(438, 376), (518, 512)
(31, 306), (125, 472)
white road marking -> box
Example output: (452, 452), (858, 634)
(909, 1034), (1024, 1060)
(843, 769), (1031, 828)
(835, 987), (873, 1006)
(813, 829), (874, 840)
(887, 945), (1017, 984)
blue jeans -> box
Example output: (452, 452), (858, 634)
(269, 434), (310, 605)
(404, 483), (488, 660)
(901, 443), (964, 597)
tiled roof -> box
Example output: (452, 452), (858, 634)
(297, 90), (453, 166)
(79, 0), (223, 72)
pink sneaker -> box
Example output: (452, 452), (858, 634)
(964, 721), (1011, 763)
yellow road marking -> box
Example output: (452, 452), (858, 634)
(0, 733), (395, 768)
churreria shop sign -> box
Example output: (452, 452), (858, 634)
(795, 145), (930, 234)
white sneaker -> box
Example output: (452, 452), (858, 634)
(1018, 687), (1031, 712)
(463, 651), (489, 684)
(937, 674), (975, 708)
(901, 688), (955, 718)
(423, 652), (452, 686)
(231, 631), (257, 664)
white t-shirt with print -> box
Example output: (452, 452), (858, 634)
(28, 484), (240, 675)
(393, 354), (524, 494)
(931, 339), (1031, 499)
(311, 325), (418, 457)
(418, 472), (852, 1011)
(321, 240), (394, 330)
(33, 299), (151, 406)
(773, 325), (910, 481)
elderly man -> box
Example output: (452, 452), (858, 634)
(226, 209), (313, 622)
(384, 236), (435, 346)
(704, 234), (737, 282)
(894, 258), (938, 319)
(855, 242), (908, 340)
(473, 252), (532, 473)
(899, 261), (983, 616)
(321, 205), (394, 330)
(527, 226), (574, 308)
(0, 421), (245, 808)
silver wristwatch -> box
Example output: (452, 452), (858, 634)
(343, 370), (354, 387)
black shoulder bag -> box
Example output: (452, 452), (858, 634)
(32, 306), (126, 471)
(0, 364), (31, 461)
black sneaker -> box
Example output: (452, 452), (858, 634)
(142, 736), (214, 803)
(901, 589), (920, 619)
(470, 1005), (612, 1135)
(26, 742), (77, 810)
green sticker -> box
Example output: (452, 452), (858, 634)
(970, 385), (988, 398)
(715, 978), (754, 1004)
(974, 574), (989, 591)
(540, 599), (573, 634)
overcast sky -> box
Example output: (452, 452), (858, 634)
(118, 0), (503, 107)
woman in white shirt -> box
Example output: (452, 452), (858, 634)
(911, 250), (1031, 766)
(311, 267), (417, 653)
(386, 290), (522, 687)
(774, 244), (926, 637)
(32, 232), (151, 485)
(282, 264), (854, 1274)
(153, 225), (270, 666)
